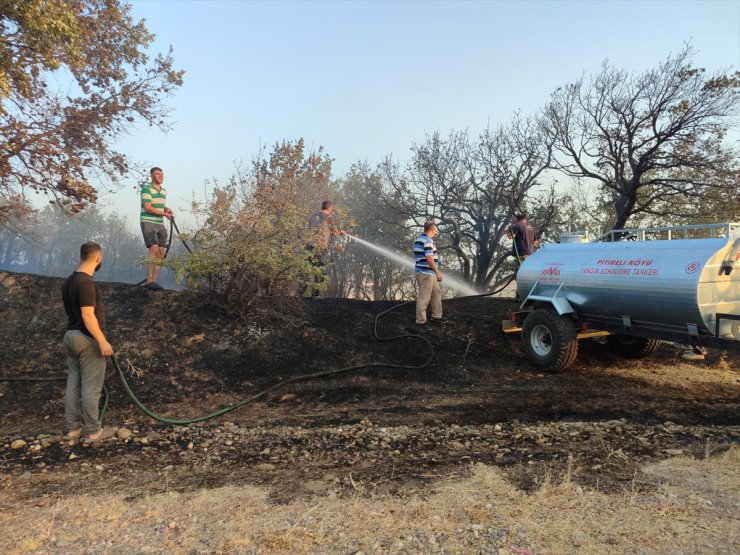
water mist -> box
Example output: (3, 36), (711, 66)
(346, 234), (480, 297)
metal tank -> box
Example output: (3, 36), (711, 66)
(558, 231), (589, 244)
(516, 223), (740, 341)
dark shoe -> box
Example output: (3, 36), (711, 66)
(411, 322), (428, 331)
(146, 282), (164, 291)
(431, 317), (449, 324)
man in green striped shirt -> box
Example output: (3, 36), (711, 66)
(140, 167), (173, 290)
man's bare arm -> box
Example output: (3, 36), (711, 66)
(81, 306), (113, 356)
(425, 254), (442, 281)
(143, 202), (171, 219)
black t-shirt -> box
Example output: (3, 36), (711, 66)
(61, 271), (105, 336)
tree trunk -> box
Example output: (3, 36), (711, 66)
(372, 267), (383, 300)
(475, 249), (492, 287)
(450, 230), (471, 282)
(613, 191), (637, 230)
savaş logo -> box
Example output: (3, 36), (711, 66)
(685, 262), (701, 274)
(540, 265), (561, 277)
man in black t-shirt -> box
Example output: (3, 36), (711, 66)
(61, 242), (116, 442)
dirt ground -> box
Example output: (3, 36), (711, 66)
(1, 271), (738, 554)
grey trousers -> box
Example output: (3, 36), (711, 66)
(63, 330), (106, 434)
(416, 273), (443, 324)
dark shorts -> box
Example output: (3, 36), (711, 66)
(141, 221), (168, 248)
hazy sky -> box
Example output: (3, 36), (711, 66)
(101, 0), (739, 225)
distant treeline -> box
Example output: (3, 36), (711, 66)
(0, 206), (183, 289)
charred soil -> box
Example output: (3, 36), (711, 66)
(1, 271), (738, 552)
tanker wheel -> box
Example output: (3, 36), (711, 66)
(522, 309), (579, 372)
(606, 334), (661, 359)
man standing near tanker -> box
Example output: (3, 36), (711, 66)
(414, 221), (447, 326)
(508, 213), (540, 263)
(140, 167), (173, 291)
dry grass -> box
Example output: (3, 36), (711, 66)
(643, 443), (740, 510)
(1, 448), (738, 554)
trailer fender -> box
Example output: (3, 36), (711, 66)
(520, 280), (576, 316)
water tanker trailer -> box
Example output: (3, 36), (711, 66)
(504, 223), (740, 372)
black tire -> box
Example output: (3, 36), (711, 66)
(522, 309), (579, 372)
(606, 334), (660, 359)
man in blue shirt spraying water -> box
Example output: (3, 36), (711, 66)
(413, 221), (447, 326)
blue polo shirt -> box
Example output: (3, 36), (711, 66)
(413, 233), (438, 275)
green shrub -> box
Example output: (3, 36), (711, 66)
(167, 180), (324, 317)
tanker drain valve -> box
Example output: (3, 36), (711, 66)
(722, 239), (740, 275)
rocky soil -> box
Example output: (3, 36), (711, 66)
(0, 271), (738, 554)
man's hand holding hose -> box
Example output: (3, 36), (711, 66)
(426, 254), (443, 282)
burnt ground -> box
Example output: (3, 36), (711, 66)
(1, 270), (739, 509)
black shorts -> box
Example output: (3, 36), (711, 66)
(141, 222), (168, 248)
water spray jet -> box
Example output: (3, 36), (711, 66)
(346, 234), (480, 297)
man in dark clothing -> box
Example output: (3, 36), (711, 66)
(508, 213), (540, 263)
(307, 200), (341, 256)
(306, 200), (343, 296)
(61, 242), (116, 442)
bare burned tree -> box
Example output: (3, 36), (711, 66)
(382, 117), (561, 288)
(543, 45), (739, 230)
(473, 118), (561, 285)
(335, 162), (413, 300)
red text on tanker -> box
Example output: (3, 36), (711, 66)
(596, 259), (654, 266)
(580, 267), (660, 276)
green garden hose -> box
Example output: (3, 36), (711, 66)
(135, 218), (192, 287)
(107, 277), (515, 425)
(109, 301), (431, 424)
(1, 275), (514, 427)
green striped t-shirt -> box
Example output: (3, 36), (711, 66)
(140, 183), (167, 224)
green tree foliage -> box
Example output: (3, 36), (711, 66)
(0, 0), (80, 98)
(168, 140), (330, 316)
(0, 0), (183, 216)
(253, 138), (333, 213)
(544, 45), (739, 230)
